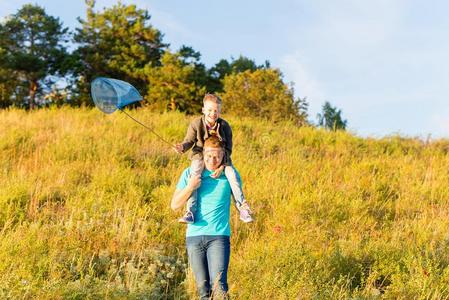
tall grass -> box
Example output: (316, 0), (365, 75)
(0, 107), (448, 299)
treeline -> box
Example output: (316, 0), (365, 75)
(0, 1), (347, 128)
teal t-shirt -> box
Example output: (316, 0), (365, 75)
(176, 167), (241, 237)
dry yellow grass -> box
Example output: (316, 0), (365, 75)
(0, 107), (448, 299)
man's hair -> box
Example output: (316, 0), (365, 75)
(203, 93), (222, 105)
(204, 135), (224, 150)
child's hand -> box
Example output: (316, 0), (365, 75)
(210, 165), (224, 179)
(173, 144), (183, 154)
(187, 175), (201, 190)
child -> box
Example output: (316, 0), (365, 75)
(173, 93), (253, 224)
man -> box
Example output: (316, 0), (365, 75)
(171, 136), (240, 299)
(173, 93), (253, 224)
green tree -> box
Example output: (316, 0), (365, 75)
(177, 45), (209, 91)
(230, 56), (269, 73)
(0, 4), (70, 109)
(73, 0), (167, 105)
(145, 51), (206, 114)
(317, 101), (348, 131)
(0, 66), (23, 108)
(220, 69), (308, 124)
(206, 59), (231, 93)
(207, 56), (269, 93)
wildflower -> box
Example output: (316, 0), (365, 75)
(273, 225), (282, 233)
(148, 264), (157, 275)
(371, 288), (381, 296)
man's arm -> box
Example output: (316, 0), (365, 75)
(170, 175), (201, 211)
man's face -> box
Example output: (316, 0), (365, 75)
(202, 100), (221, 126)
(203, 146), (224, 171)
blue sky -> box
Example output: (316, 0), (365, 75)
(1, 0), (448, 139)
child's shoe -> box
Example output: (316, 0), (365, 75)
(178, 211), (194, 224)
(238, 202), (253, 223)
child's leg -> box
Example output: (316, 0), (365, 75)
(224, 165), (253, 223)
(186, 158), (205, 214)
(224, 165), (245, 207)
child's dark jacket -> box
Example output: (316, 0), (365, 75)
(180, 116), (233, 166)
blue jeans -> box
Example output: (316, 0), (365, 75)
(186, 235), (230, 299)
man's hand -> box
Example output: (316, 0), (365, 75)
(171, 174), (201, 211)
(210, 165), (224, 179)
(187, 175), (201, 190)
(173, 143), (184, 154)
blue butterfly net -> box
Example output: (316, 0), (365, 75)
(91, 77), (142, 114)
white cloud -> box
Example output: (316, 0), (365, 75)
(279, 51), (326, 113)
(149, 10), (198, 43)
(0, 0), (12, 9)
(95, 0), (197, 47)
(320, 2), (402, 46)
(299, 1), (407, 72)
(0, 0), (19, 19)
(431, 113), (449, 137)
(278, 0), (449, 138)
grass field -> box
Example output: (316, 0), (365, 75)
(1, 107), (449, 299)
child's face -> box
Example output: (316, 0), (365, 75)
(202, 100), (221, 125)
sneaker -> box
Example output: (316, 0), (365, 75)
(178, 211), (194, 224)
(238, 202), (253, 223)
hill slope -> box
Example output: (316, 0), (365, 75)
(1, 107), (448, 299)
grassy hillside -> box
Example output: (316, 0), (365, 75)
(1, 107), (449, 299)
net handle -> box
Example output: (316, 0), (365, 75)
(118, 108), (175, 148)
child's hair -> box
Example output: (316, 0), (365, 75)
(203, 93), (222, 105)
(204, 135), (224, 150)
